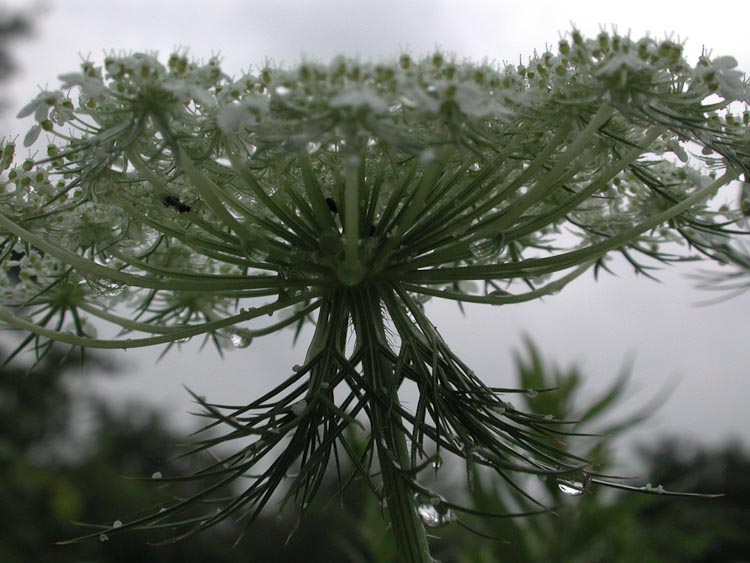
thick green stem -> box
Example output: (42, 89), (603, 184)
(377, 427), (432, 563)
(349, 285), (432, 563)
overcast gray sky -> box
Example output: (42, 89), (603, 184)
(3, 0), (750, 464)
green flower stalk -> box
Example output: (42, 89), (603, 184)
(1, 29), (749, 560)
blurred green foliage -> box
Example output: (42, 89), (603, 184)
(0, 342), (356, 562)
(334, 339), (750, 563)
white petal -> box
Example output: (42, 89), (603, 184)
(23, 125), (41, 147)
(712, 56), (738, 70)
(16, 98), (41, 118)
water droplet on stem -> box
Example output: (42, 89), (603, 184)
(85, 275), (126, 297)
(414, 493), (456, 528)
(291, 399), (307, 416)
(558, 478), (587, 496)
(229, 328), (253, 348)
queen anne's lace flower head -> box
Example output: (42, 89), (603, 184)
(1, 29), (749, 549)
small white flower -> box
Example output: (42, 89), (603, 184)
(163, 79), (215, 107)
(58, 72), (107, 97)
(696, 56), (749, 101)
(596, 53), (650, 79)
(453, 82), (511, 119)
(329, 85), (388, 114)
(409, 88), (442, 115)
(16, 91), (60, 120)
(217, 96), (269, 133)
(713, 57), (748, 101)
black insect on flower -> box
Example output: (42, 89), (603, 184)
(162, 193), (191, 213)
(325, 196), (338, 214)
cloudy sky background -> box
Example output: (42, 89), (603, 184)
(3, 0), (749, 468)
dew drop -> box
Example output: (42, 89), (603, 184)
(469, 162), (481, 171)
(306, 141), (321, 154)
(275, 85), (292, 96)
(86, 276), (126, 297)
(432, 455), (443, 470)
(291, 399), (307, 416)
(113, 520), (123, 529)
(281, 286), (306, 299)
(229, 329), (253, 349)
(558, 479), (586, 496)
(416, 503), (443, 527)
(99, 533), (109, 542)
(643, 482), (666, 494)
(415, 493), (456, 528)
(469, 239), (495, 259)
(419, 148), (437, 165)
(152, 471), (162, 479)
(525, 389), (539, 398)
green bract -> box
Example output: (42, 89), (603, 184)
(1, 30), (749, 560)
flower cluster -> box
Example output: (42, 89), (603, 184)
(1, 29), (749, 554)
